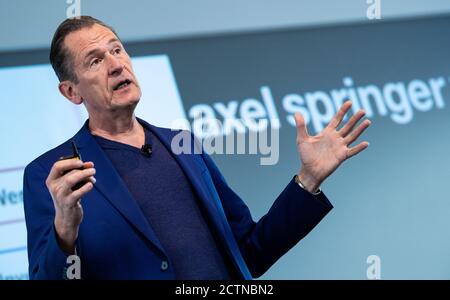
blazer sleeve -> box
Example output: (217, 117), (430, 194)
(23, 161), (70, 280)
(201, 152), (333, 278)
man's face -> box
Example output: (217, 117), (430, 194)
(63, 24), (141, 115)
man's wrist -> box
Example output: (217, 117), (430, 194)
(296, 172), (321, 195)
(54, 218), (78, 255)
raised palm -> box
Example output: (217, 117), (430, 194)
(295, 101), (371, 192)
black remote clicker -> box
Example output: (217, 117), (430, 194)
(57, 140), (86, 191)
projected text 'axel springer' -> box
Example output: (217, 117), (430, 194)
(187, 76), (447, 137)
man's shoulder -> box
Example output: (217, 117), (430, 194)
(25, 137), (78, 175)
(25, 120), (92, 174)
(139, 118), (195, 143)
(24, 119), (196, 174)
(139, 118), (184, 137)
(150, 124), (181, 136)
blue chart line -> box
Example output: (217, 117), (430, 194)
(0, 246), (27, 255)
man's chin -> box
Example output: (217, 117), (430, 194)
(110, 97), (140, 111)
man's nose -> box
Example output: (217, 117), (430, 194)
(107, 53), (124, 76)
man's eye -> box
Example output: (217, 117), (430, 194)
(90, 58), (102, 67)
(114, 48), (121, 55)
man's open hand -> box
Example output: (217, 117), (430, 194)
(295, 100), (371, 193)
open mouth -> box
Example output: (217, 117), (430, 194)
(113, 79), (132, 91)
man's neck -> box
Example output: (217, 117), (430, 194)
(88, 113), (145, 149)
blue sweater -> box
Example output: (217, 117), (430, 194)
(93, 125), (232, 279)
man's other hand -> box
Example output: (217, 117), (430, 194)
(294, 100), (371, 193)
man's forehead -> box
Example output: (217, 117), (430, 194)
(64, 24), (119, 59)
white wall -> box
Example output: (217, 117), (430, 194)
(1, 0), (450, 52)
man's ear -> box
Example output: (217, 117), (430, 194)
(58, 80), (83, 105)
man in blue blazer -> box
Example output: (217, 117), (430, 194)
(23, 16), (371, 279)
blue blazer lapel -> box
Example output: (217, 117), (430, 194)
(72, 121), (166, 256)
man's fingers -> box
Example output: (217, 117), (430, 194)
(68, 181), (94, 203)
(328, 100), (352, 129)
(64, 168), (96, 191)
(294, 112), (309, 141)
(48, 158), (84, 181)
(87, 176), (97, 184)
(339, 109), (366, 137)
(344, 119), (371, 145)
(82, 161), (94, 169)
(347, 141), (370, 159)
